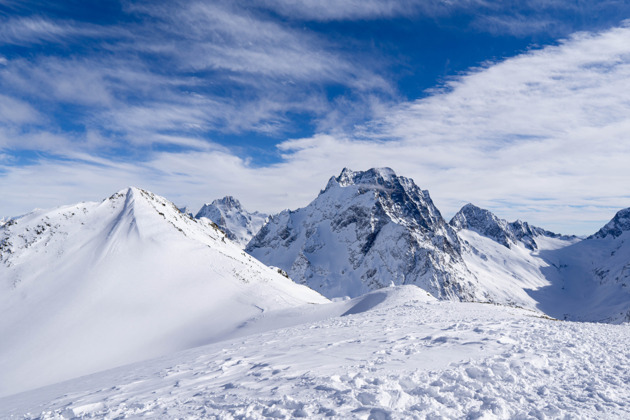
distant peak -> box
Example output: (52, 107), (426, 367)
(589, 207), (630, 239)
(460, 203), (483, 212)
(211, 196), (242, 210)
(335, 167), (399, 187)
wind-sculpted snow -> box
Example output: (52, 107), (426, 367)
(196, 196), (268, 248)
(247, 168), (481, 301)
(3, 286), (630, 419)
(450, 203), (571, 251)
(0, 187), (326, 397)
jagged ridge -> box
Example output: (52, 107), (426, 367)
(450, 203), (570, 250)
(247, 168), (482, 301)
(196, 196), (267, 248)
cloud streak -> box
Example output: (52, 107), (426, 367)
(2, 3), (630, 235)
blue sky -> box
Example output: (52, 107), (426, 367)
(1, 1), (630, 235)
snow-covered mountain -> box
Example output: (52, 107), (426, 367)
(196, 196), (268, 248)
(177, 206), (195, 218)
(450, 203), (572, 250)
(452, 203), (630, 323)
(589, 207), (630, 239)
(546, 206), (630, 322)
(247, 168), (482, 300)
(0, 187), (326, 397)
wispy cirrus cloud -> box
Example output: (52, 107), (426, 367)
(0, 16), (127, 45)
(2, 2), (630, 236)
(0, 0), (394, 157)
(256, 0), (630, 37)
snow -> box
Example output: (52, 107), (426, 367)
(2, 286), (630, 419)
(590, 207), (630, 239)
(248, 168), (481, 301)
(0, 187), (326, 397)
(2, 181), (630, 417)
(195, 196), (267, 248)
(459, 225), (630, 323)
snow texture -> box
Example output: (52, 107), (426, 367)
(0, 187), (326, 397)
(247, 168), (481, 301)
(196, 196), (268, 248)
(2, 286), (630, 419)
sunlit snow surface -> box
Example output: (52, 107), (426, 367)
(3, 286), (629, 419)
(0, 187), (326, 397)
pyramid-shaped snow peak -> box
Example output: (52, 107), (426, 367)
(0, 187), (326, 397)
(247, 168), (481, 300)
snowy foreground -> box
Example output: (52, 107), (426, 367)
(2, 286), (630, 419)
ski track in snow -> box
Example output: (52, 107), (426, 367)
(3, 287), (630, 419)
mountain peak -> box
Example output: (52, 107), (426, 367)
(589, 207), (630, 239)
(336, 167), (397, 187)
(450, 203), (514, 248)
(451, 204), (572, 250)
(211, 196), (243, 211)
(248, 168), (479, 301)
(196, 196), (267, 248)
(0, 187), (325, 396)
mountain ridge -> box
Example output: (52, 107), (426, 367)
(247, 167), (482, 301)
(0, 186), (326, 397)
(196, 196), (268, 248)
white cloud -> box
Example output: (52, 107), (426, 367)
(0, 94), (41, 124)
(3, 19), (630, 235)
(0, 16), (125, 45)
(254, 0), (630, 38)
(0, 1), (393, 148)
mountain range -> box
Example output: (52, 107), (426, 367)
(1, 168), (629, 399)
(245, 168), (630, 322)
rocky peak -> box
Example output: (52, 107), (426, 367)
(247, 168), (480, 301)
(450, 204), (513, 248)
(589, 207), (630, 239)
(196, 196), (267, 248)
(450, 204), (567, 251)
(213, 196), (243, 211)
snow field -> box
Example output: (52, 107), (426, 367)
(3, 286), (629, 419)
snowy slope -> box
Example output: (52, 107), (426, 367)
(457, 229), (577, 311)
(0, 187), (326, 397)
(2, 286), (630, 419)
(196, 196), (268, 248)
(535, 221), (630, 323)
(452, 204), (630, 323)
(247, 168), (481, 301)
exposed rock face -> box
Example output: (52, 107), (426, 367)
(247, 168), (482, 300)
(589, 207), (630, 240)
(196, 196), (267, 248)
(450, 203), (570, 250)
